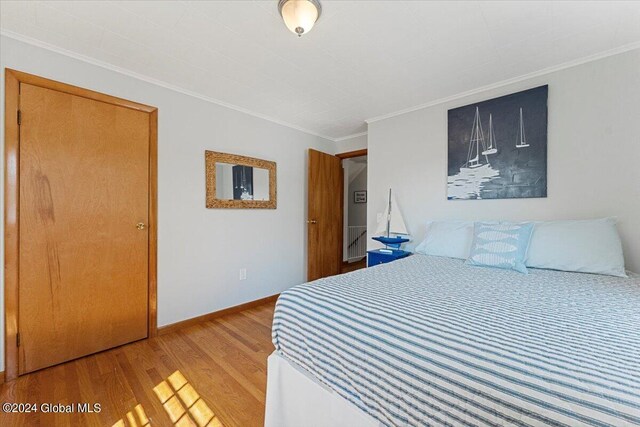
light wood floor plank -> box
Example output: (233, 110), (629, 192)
(187, 324), (266, 401)
(0, 301), (276, 427)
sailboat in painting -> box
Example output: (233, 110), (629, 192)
(462, 107), (491, 170)
(482, 114), (498, 155)
(448, 106), (499, 199)
(516, 107), (529, 148)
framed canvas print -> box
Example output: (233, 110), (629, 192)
(447, 85), (548, 200)
(354, 191), (367, 203)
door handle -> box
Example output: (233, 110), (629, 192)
(307, 219), (317, 224)
(136, 222), (147, 230)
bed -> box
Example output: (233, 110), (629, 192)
(265, 254), (640, 427)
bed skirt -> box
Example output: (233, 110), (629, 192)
(264, 351), (379, 427)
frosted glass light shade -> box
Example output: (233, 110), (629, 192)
(278, 0), (321, 37)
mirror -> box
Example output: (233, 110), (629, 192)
(214, 163), (271, 201)
(205, 151), (276, 209)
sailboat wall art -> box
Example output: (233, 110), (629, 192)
(447, 85), (548, 200)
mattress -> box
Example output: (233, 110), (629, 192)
(272, 254), (640, 427)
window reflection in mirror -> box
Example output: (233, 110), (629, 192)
(215, 163), (270, 201)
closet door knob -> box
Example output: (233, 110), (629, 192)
(136, 222), (147, 230)
(307, 219), (317, 224)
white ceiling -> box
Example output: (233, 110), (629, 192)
(1, 1), (639, 141)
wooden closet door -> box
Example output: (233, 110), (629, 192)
(18, 83), (150, 374)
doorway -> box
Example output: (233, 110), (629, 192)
(341, 154), (368, 271)
(307, 149), (367, 282)
(4, 69), (157, 381)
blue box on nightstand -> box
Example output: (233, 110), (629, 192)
(367, 249), (411, 267)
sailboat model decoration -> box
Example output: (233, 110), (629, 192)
(372, 189), (409, 253)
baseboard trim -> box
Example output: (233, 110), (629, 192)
(157, 294), (279, 336)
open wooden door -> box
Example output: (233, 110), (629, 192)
(307, 149), (343, 281)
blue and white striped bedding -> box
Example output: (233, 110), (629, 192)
(272, 254), (640, 426)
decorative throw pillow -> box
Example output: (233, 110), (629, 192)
(465, 222), (534, 274)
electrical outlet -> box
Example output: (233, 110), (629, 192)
(239, 268), (247, 281)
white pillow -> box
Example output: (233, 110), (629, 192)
(414, 220), (474, 259)
(526, 218), (627, 277)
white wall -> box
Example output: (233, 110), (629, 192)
(348, 165), (368, 227)
(0, 35), (335, 370)
(336, 133), (367, 153)
(368, 49), (640, 273)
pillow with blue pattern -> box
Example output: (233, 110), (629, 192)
(465, 222), (534, 274)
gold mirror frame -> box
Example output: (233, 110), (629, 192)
(205, 151), (277, 209)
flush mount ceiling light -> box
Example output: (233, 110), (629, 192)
(278, 0), (322, 37)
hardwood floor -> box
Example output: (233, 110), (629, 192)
(0, 302), (276, 427)
(341, 258), (366, 274)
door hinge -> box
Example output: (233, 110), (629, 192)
(17, 110), (21, 126)
(16, 333), (20, 347)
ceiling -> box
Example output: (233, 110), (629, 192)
(1, 1), (639, 141)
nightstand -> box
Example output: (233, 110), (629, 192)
(367, 249), (412, 267)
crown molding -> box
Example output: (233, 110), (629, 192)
(366, 41), (640, 124)
(0, 29), (337, 142)
(4, 29), (638, 141)
(334, 131), (368, 142)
